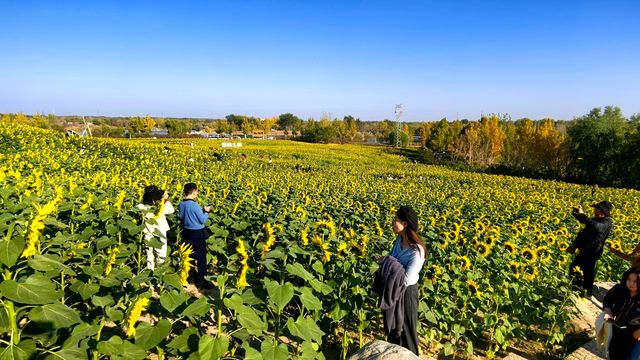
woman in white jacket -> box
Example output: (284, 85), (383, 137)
(138, 185), (174, 271)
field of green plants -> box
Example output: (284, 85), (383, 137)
(1, 123), (639, 359)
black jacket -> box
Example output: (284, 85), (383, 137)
(373, 256), (407, 339)
(604, 284), (634, 317)
(571, 210), (612, 257)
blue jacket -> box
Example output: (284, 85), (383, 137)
(178, 199), (209, 230)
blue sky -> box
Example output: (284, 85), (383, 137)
(1, 0), (638, 121)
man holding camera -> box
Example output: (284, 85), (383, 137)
(566, 200), (613, 297)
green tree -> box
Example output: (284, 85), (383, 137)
(568, 106), (632, 185)
(166, 119), (191, 136)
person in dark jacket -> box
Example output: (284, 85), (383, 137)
(603, 267), (640, 360)
(376, 206), (426, 355)
(567, 200), (613, 296)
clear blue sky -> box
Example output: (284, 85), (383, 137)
(1, 0), (638, 121)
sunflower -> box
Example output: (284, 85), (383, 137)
(125, 297), (150, 337)
(475, 242), (491, 258)
(546, 233), (556, 246)
(438, 233), (450, 249)
(466, 279), (483, 299)
(536, 246), (551, 263)
(427, 264), (444, 283)
(521, 264), (538, 281)
(521, 248), (538, 263)
(509, 260), (521, 279)
(572, 265), (584, 278)
(456, 256), (472, 271)
(558, 241), (569, 252)
(503, 241), (516, 255)
(300, 227), (309, 246)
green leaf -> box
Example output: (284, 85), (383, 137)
(286, 316), (325, 345)
(0, 275), (61, 304)
(181, 298), (211, 318)
(312, 261), (324, 276)
(97, 336), (147, 360)
(62, 323), (97, 348)
(443, 342), (454, 356)
(160, 290), (188, 312)
(260, 339), (288, 360)
(223, 294), (244, 313)
(0, 229), (23, 267)
(28, 302), (82, 329)
(69, 280), (99, 301)
(286, 263), (314, 282)
(0, 339), (37, 360)
(44, 347), (87, 360)
(105, 307), (124, 322)
(163, 272), (184, 290)
(298, 287), (322, 311)
(329, 303), (348, 321)
(265, 280), (294, 312)
(236, 305), (266, 336)
(0, 306), (9, 333)
(425, 310), (437, 324)
(91, 295), (114, 308)
(242, 345), (262, 360)
(309, 279), (332, 295)
(28, 255), (76, 275)
(299, 341), (324, 360)
(198, 335), (229, 360)
(135, 319), (171, 351)
(167, 327), (199, 353)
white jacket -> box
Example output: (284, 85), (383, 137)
(595, 311), (612, 353)
(137, 201), (174, 238)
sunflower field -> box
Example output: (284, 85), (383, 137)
(1, 123), (639, 359)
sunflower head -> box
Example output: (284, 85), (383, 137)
(503, 242), (516, 254)
(558, 241), (569, 252)
(521, 248), (538, 263)
(456, 256), (472, 271)
(466, 279), (482, 299)
(475, 242), (491, 258)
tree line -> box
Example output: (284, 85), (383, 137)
(2, 106), (638, 188)
(416, 106), (639, 188)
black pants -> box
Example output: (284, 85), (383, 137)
(608, 327), (636, 360)
(182, 228), (208, 285)
(569, 252), (599, 296)
(387, 284), (419, 355)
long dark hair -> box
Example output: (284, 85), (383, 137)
(621, 267), (640, 286)
(396, 205), (426, 257)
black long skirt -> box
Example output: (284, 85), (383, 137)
(387, 284), (419, 355)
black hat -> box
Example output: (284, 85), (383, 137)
(591, 200), (612, 217)
(142, 185), (164, 205)
(396, 205), (419, 232)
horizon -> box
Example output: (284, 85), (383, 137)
(1, 1), (639, 121)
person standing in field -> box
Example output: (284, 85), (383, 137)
(374, 206), (426, 355)
(602, 267), (640, 360)
(178, 183), (214, 290)
(567, 200), (613, 296)
(138, 185), (174, 271)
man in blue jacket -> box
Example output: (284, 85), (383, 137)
(567, 200), (613, 297)
(178, 183), (214, 289)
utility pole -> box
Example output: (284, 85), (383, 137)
(82, 116), (92, 137)
(394, 104), (403, 148)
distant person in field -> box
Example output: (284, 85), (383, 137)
(373, 206), (426, 355)
(178, 183), (214, 290)
(566, 201), (613, 296)
(138, 186), (174, 271)
(602, 267), (640, 360)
